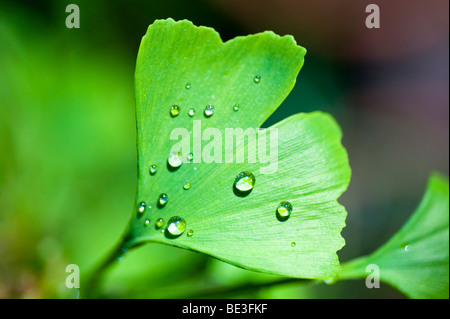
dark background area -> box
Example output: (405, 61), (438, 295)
(0, 0), (448, 298)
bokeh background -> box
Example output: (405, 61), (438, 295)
(0, 0), (448, 298)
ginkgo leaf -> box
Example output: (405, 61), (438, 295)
(336, 173), (449, 298)
(121, 18), (351, 279)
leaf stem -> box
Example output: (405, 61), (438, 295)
(82, 232), (134, 298)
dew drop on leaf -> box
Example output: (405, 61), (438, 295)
(144, 219), (150, 226)
(183, 181), (192, 190)
(187, 153), (194, 161)
(254, 75), (261, 83)
(291, 242), (296, 247)
(276, 201), (293, 222)
(187, 229), (194, 237)
(234, 171), (256, 193)
(159, 193), (169, 206)
(166, 216), (187, 237)
(185, 82), (191, 89)
(138, 202), (146, 214)
(188, 108), (195, 117)
(170, 105), (180, 117)
(155, 218), (165, 228)
(149, 164), (158, 175)
(204, 104), (215, 117)
(233, 104), (239, 111)
(168, 152), (183, 168)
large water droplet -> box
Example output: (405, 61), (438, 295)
(234, 171), (255, 195)
(159, 193), (169, 206)
(149, 164), (158, 175)
(168, 152), (183, 168)
(254, 75), (261, 83)
(166, 216), (187, 237)
(138, 202), (146, 214)
(276, 201), (293, 222)
(204, 104), (215, 117)
(155, 218), (165, 229)
(233, 104), (239, 111)
(188, 108), (195, 117)
(170, 105), (180, 117)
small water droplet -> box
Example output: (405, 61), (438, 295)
(204, 104), (215, 117)
(188, 108), (195, 117)
(144, 219), (150, 226)
(234, 171), (255, 194)
(138, 202), (146, 214)
(155, 218), (165, 229)
(187, 229), (194, 237)
(233, 104), (239, 111)
(401, 242), (410, 252)
(187, 153), (194, 161)
(166, 216), (187, 237)
(291, 242), (296, 247)
(149, 164), (158, 175)
(254, 75), (261, 83)
(185, 82), (191, 89)
(160, 229), (165, 233)
(159, 193), (169, 206)
(168, 152), (183, 168)
(276, 201), (293, 222)
(183, 181), (192, 190)
(170, 105), (180, 117)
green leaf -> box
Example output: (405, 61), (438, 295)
(124, 18), (351, 279)
(336, 173), (449, 298)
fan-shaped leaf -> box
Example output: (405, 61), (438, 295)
(123, 19), (351, 279)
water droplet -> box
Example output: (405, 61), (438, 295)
(166, 216), (187, 237)
(185, 82), (191, 89)
(401, 242), (410, 252)
(291, 242), (296, 247)
(159, 193), (169, 206)
(149, 164), (158, 175)
(276, 201), (293, 222)
(155, 218), (165, 229)
(138, 202), (146, 214)
(254, 75), (261, 83)
(170, 105), (180, 117)
(188, 108), (195, 117)
(234, 171), (255, 194)
(168, 152), (183, 168)
(187, 229), (194, 237)
(144, 219), (150, 226)
(187, 153), (194, 161)
(183, 181), (192, 190)
(233, 104), (239, 111)
(204, 104), (215, 117)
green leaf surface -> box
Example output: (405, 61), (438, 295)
(337, 173), (449, 298)
(125, 18), (351, 279)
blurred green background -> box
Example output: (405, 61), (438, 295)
(0, 0), (448, 298)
